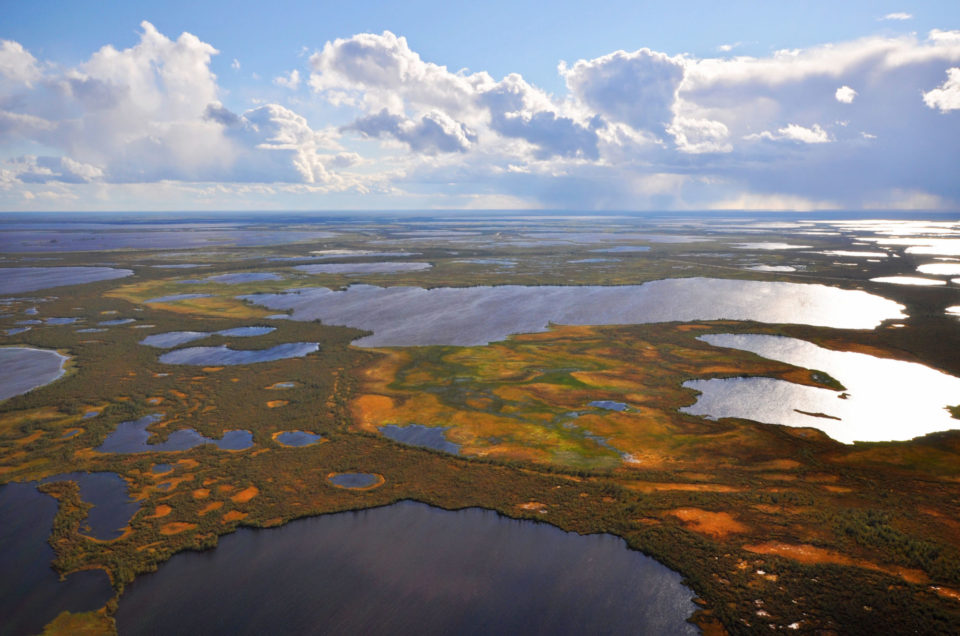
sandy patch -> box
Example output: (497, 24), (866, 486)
(668, 508), (749, 538)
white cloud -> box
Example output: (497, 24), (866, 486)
(746, 123), (832, 144)
(0, 40), (41, 87)
(882, 12), (913, 21)
(560, 48), (685, 134)
(348, 108), (477, 154)
(231, 58), (241, 70)
(835, 85), (857, 103)
(923, 67), (960, 111)
(274, 69), (300, 90)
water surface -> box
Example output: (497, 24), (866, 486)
(0, 266), (132, 294)
(274, 431), (325, 447)
(681, 334), (960, 443)
(245, 279), (905, 347)
(295, 262), (432, 275)
(0, 483), (114, 635)
(328, 473), (381, 489)
(0, 347), (68, 401)
(379, 424), (461, 454)
(97, 414), (254, 453)
(158, 343), (318, 365)
(114, 501), (698, 635)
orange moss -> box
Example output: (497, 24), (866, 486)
(668, 508), (749, 539)
(192, 489), (210, 499)
(147, 505), (172, 519)
(266, 400), (288, 408)
(198, 501), (224, 516)
(231, 486), (259, 503)
(160, 522), (197, 535)
(743, 542), (928, 584)
(222, 510), (248, 523)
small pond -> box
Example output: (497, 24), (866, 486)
(379, 424), (461, 454)
(158, 343), (319, 365)
(97, 414), (254, 453)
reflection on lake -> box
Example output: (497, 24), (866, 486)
(917, 263), (960, 276)
(681, 334), (960, 443)
(0, 266), (132, 294)
(97, 414), (254, 453)
(158, 342), (318, 365)
(379, 424), (461, 454)
(245, 279), (905, 347)
(115, 501), (698, 636)
(0, 347), (68, 401)
(0, 483), (114, 635)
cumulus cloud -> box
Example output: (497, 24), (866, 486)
(0, 22), (357, 189)
(923, 67), (960, 111)
(1, 23), (960, 210)
(560, 48), (685, 134)
(746, 123), (832, 144)
(274, 69), (300, 90)
(835, 85), (857, 103)
(348, 109), (477, 153)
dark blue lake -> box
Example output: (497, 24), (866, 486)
(115, 501), (699, 635)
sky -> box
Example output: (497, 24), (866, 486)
(1, 1), (959, 212)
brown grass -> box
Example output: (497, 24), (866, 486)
(231, 486), (259, 503)
(160, 522), (197, 535)
(667, 508), (749, 538)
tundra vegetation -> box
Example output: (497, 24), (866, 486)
(2, 215), (960, 634)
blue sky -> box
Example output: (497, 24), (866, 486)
(1, 1), (959, 211)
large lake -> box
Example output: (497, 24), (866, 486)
(245, 279), (905, 347)
(0, 347), (69, 401)
(682, 334), (960, 443)
(0, 266), (132, 294)
(116, 501), (699, 635)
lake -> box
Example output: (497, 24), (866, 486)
(115, 501), (699, 635)
(245, 278), (905, 347)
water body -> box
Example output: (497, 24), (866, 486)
(151, 263), (210, 269)
(328, 473), (381, 489)
(115, 501), (698, 635)
(39, 472), (139, 541)
(731, 243), (812, 250)
(590, 246), (650, 253)
(917, 263), (960, 276)
(97, 414), (254, 453)
(295, 262), (433, 275)
(0, 347), (69, 401)
(275, 431), (325, 447)
(681, 334), (960, 443)
(141, 326), (275, 348)
(454, 258), (517, 266)
(589, 400), (630, 412)
(198, 272), (283, 284)
(569, 258), (619, 264)
(746, 265), (796, 272)
(158, 343), (318, 365)
(98, 318), (135, 326)
(44, 317), (79, 325)
(0, 266), (133, 294)
(0, 228), (337, 253)
(870, 276), (946, 286)
(379, 424), (461, 454)
(144, 293), (212, 304)
(152, 464), (173, 474)
(245, 279), (905, 347)
(0, 483), (114, 635)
